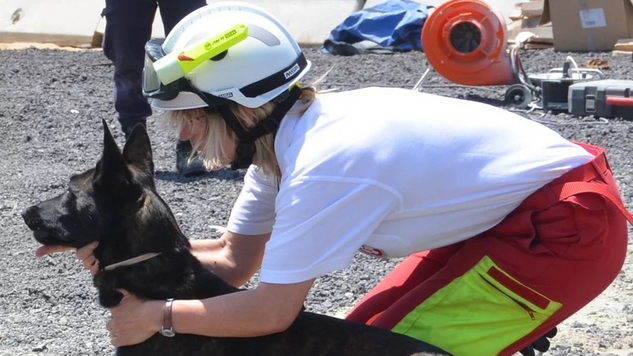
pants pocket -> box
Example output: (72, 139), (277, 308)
(392, 256), (562, 356)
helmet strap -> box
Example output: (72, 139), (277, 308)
(185, 79), (303, 170)
(227, 85), (303, 170)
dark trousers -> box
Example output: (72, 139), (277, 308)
(101, 0), (206, 151)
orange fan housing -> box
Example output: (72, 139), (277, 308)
(422, 0), (516, 86)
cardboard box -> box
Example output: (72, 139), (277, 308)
(543, 0), (633, 51)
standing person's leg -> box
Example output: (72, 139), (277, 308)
(157, 0), (206, 33)
(158, 0), (209, 176)
(102, 0), (156, 138)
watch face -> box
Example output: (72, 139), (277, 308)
(160, 328), (176, 337)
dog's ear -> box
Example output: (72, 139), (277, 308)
(94, 120), (134, 191)
(122, 123), (154, 177)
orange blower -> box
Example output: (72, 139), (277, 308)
(420, 0), (606, 110)
(421, 0), (517, 86)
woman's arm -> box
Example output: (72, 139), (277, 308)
(173, 279), (314, 336)
(190, 230), (270, 287)
(108, 278), (315, 346)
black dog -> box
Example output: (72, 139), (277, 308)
(22, 120), (451, 356)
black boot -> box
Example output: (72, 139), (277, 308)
(176, 140), (207, 176)
(121, 118), (147, 140)
(520, 327), (558, 356)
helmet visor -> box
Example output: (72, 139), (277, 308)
(142, 38), (183, 101)
(143, 54), (161, 94)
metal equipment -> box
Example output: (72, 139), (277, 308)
(569, 79), (633, 120)
(420, 0), (606, 111)
(508, 56), (605, 111)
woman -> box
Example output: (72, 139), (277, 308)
(37, 2), (633, 356)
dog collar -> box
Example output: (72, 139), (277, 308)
(102, 252), (162, 272)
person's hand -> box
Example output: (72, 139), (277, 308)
(35, 241), (100, 275)
(107, 289), (163, 347)
(76, 242), (100, 274)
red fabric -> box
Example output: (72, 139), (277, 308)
(345, 142), (630, 355)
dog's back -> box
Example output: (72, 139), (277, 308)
(24, 122), (451, 356)
(117, 264), (449, 356)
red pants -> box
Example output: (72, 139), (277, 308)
(346, 142), (632, 356)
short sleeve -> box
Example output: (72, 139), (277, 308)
(226, 165), (278, 235)
(259, 178), (400, 284)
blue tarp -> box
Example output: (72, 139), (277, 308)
(324, 0), (430, 54)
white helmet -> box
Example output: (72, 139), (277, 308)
(145, 1), (311, 110)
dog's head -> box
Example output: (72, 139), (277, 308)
(22, 120), (184, 260)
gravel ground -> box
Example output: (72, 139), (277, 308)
(0, 46), (632, 356)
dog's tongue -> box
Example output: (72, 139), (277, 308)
(35, 246), (49, 257)
(35, 245), (73, 257)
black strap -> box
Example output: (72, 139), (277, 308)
(246, 85), (303, 139)
(230, 141), (258, 170)
(230, 85), (303, 170)
(184, 74), (304, 170)
(240, 54), (308, 98)
(184, 82), (253, 143)
(217, 105), (251, 141)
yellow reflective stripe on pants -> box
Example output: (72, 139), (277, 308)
(391, 256), (562, 356)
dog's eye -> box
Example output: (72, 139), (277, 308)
(65, 188), (78, 204)
(62, 189), (78, 211)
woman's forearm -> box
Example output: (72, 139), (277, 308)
(172, 290), (288, 337)
(170, 280), (313, 337)
(189, 238), (243, 286)
(189, 238), (229, 269)
(189, 231), (269, 287)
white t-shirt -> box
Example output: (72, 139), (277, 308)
(226, 87), (593, 284)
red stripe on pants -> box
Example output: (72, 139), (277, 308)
(346, 143), (629, 355)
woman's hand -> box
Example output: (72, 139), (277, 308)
(36, 241), (100, 275)
(76, 242), (100, 274)
(107, 289), (163, 347)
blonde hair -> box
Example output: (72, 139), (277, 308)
(164, 86), (317, 177)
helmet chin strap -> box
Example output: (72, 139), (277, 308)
(219, 85), (303, 170)
(186, 81), (303, 170)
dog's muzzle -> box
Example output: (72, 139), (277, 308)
(21, 205), (74, 246)
(22, 205), (43, 230)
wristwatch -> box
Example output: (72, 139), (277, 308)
(159, 298), (176, 337)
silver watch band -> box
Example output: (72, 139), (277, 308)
(159, 298), (176, 337)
